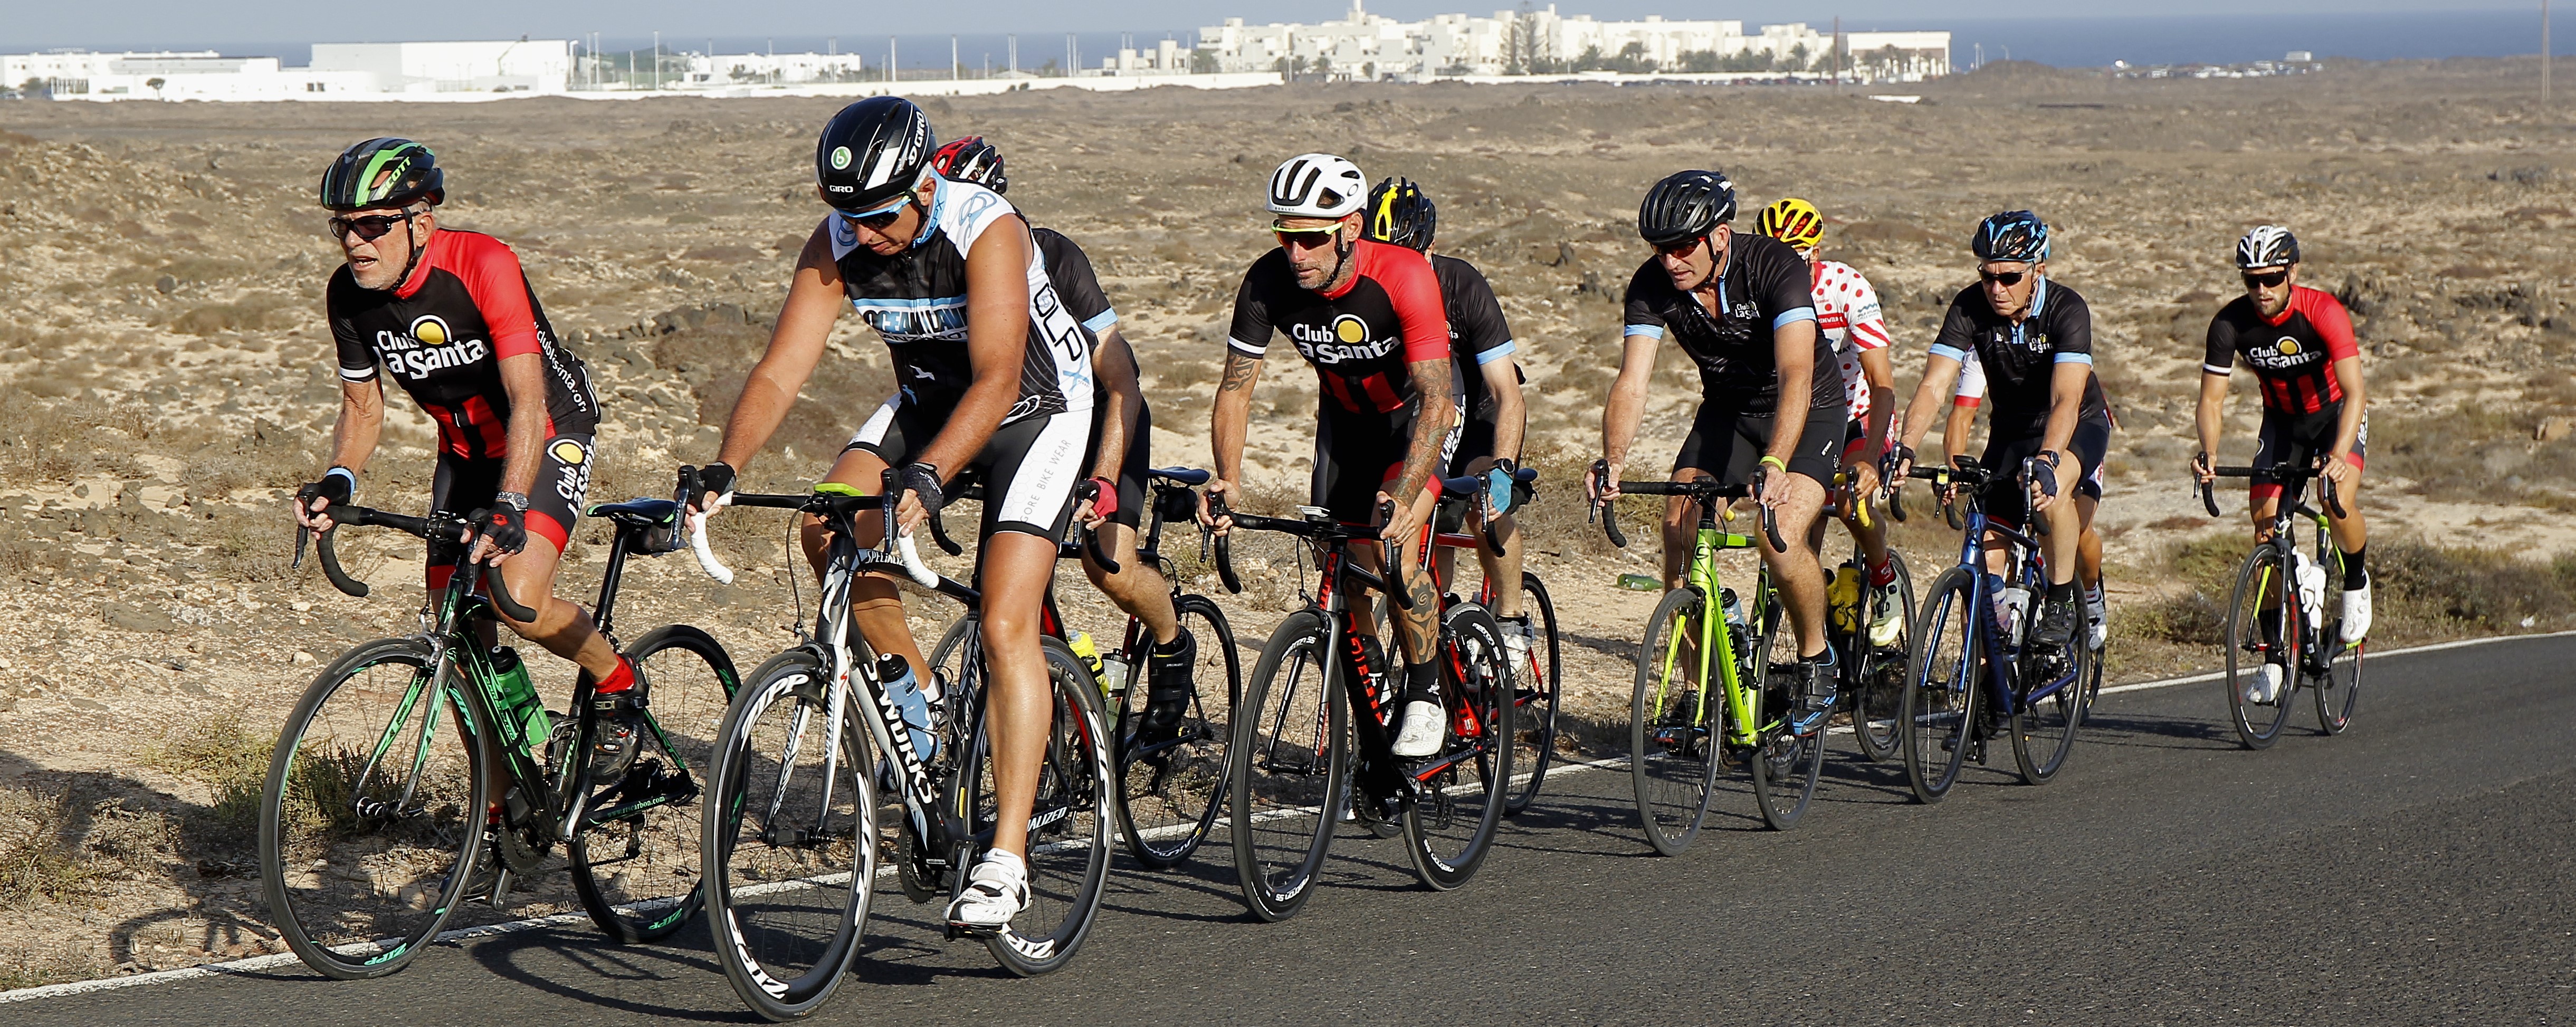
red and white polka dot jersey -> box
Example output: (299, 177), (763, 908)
(1809, 259), (1893, 425)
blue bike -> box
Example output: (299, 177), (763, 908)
(1895, 456), (2097, 802)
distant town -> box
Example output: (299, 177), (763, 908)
(1, 3), (1952, 103)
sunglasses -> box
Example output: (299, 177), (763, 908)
(839, 203), (910, 232)
(1979, 269), (2028, 287)
(1654, 237), (1705, 257)
(2241, 268), (2289, 289)
(327, 212), (412, 242)
(1275, 229), (1339, 251)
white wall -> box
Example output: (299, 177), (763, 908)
(310, 40), (571, 93)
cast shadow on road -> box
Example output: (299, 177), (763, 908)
(469, 929), (760, 1023)
(2074, 708), (2241, 751)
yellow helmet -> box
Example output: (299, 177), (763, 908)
(1756, 197), (1825, 251)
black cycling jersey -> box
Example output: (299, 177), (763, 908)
(1032, 227), (1117, 340)
(824, 178), (1093, 424)
(1431, 254), (1519, 427)
(1031, 225), (1157, 528)
(1226, 238), (1453, 424)
(1620, 231), (1839, 415)
(1928, 277), (2108, 442)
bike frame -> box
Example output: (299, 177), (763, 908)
(1651, 506), (1776, 750)
(1935, 483), (2083, 720)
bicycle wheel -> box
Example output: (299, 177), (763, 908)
(1400, 602), (1513, 890)
(1117, 596), (1239, 870)
(1852, 552), (1914, 762)
(956, 635), (1114, 976)
(1745, 583), (1823, 830)
(1900, 568), (1982, 804)
(1228, 609), (1348, 922)
(2222, 544), (2300, 750)
(2313, 550), (2365, 735)
(1503, 572), (1560, 815)
(570, 625), (738, 945)
(2009, 598), (2090, 785)
(260, 638), (486, 980)
(1629, 588), (1720, 855)
(702, 647), (875, 1022)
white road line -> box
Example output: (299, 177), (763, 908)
(7, 629), (2568, 1006)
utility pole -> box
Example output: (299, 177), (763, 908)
(1832, 16), (1841, 91)
(1067, 33), (1077, 76)
(952, 35), (959, 80)
(890, 36), (897, 83)
(652, 31), (660, 89)
(1009, 34), (1018, 74)
(2545, 0), (2554, 104)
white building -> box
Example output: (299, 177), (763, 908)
(310, 40), (573, 94)
(676, 51), (872, 88)
(1198, 3), (1948, 82)
(3, 50), (376, 99)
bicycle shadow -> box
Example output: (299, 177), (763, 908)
(2075, 709), (2240, 751)
(466, 928), (758, 1022)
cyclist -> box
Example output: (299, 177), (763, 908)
(927, 137), (1199, 744)
(1889, 210), (2112, 652)
(1590, 170), (1845, 735)
(1207, 153), (1458, 760)
(1360, 177), (1537, 667)
(1949, 352), (2111, 650)
(1752, 197), (1904, 649)
(2195, 225), (2371, 700)
(682, 98), (1094, 932)
(292, 138), (638, 781)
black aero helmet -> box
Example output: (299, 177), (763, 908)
(2234, 225), (2300, 269)
(1363, 177), (1438, 252)
(815, 97), (937, 214)
(319, 137), (443, 211)
(1637, 169), (1737, 246)
(931, 136), (1006, 194)
(1971, 209), (2050, 263)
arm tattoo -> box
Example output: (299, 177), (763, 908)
(1391, 357), (1456, 502)
(1219, 352), (1261, 393)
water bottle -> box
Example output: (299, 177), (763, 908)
(875, 652), (939, 762)
(1828, 565), (1862, 635)
(2292, 550), (2326, 628)
(489, 646), (551, 748)
(1098, 651), (1132, 697)
(1997, 586), (2032, 648)
(1068, 631), (1105, 683)
(1616, 573), (1663, 591)
(1719, 587), (1747, 634)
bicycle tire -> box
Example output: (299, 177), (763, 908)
(2313, 549), (2365, 735)
(2009, 599), (2089, 785)
(1900, 568), (1981, 804)
(701, 646), (876, 1022)
(1629, 588), (1720, 855)
(1746, 586), (1823, 830)
(1503, 572), (1560, 815)
(954, 635), (1115, 977)
(570, 624), (738, 945)
(1228, 609), (1347, 922)
(2222, 544), (2299, 750)
(1115, 596), (1239, 870)
(261, 637), (485, 980)
(1852, 552), (1914, 763)
(1401, 602), (1514, 889)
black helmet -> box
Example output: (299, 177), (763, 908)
(1637, 169), (1736, 247)
(318, 137), (443, 211)
(1363, 177), (1438, 252)
(2234, 225), (2299, 269)
(1971, 210), (2050, 263)
(815, 97), (937, 214)
(931, 136), (1006, 195)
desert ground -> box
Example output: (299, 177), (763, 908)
(0, 56), (2571, 985)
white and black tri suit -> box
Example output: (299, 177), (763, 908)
(833, 179), (1095, 542)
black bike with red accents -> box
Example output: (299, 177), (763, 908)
(1422, 466), (1559, 814)
(1214, 478), (1515, 921)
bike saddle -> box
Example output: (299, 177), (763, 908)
(588, 497), (680, 525)
(1148, 466), (1212, 486)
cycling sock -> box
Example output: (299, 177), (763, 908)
(2084, 581), (2105, 606)
(2046, 580), (2078, 604)
(1403, 659), (1440, 705)
(2341, 547), (2368, 590)
(1152, 634), (1190, 658)
(1869, 558), (1897, 589)
(594, 655), (635, 694)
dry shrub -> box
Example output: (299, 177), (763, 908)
(0, 390), (164, 484)
(653, 319), (891, 466)
(142, 710), (271, 852)
(0, 789), (108, 909)
(169, 301), (285, 336)
(0, 944), (111, 992)
(2372, 542), (2576, 635)
(181, 420), (316, 499)
(189, 504), (299, 583)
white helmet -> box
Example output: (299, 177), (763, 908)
(1267, 153), (1368, 219)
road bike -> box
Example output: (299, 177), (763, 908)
(260, 496), (736, 978)
(2198, 462), (2364, 748)
(1422, 466), (1560, 814)
(692, 471), (1113, 1020)
(1827, 464), (1914, 762)
(1592, 466), (1818, 846)
(1896, 456), (2097, 803)
(925, 467), (1239, 870)
(1214, 481), (1515, 920)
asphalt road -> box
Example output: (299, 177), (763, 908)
(15, 635), (2574, 1025)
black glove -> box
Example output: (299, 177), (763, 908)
(473, 506), (528, 556)
(1885, 444), (1915, 474)
(297, 467), (356, 514)
(898, 462), (944, 515)
(691, 461), (737, 512)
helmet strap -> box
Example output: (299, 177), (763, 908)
(366, 206), (430, 294)
(1688, 234), (1722, 293)
(1324, 224), (1358, 291)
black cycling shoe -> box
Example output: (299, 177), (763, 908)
(1786, 651), (1839, 737)
(2030, 592), (2078, 650)
(1136, 629), (1198, 746)
(588, 689), (648, 782)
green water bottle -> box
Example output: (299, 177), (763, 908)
(1617, 573), (1663, 591)
(489, 646), (552, 748)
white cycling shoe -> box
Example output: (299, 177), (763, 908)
(1500, 617), (1533, 674)
(2085, 590), (2108, 652)
(1868, 584), (1905, 648)
(2341, 583), (2372, 645)
(944, 849), (1028, 932)
(2245, 663), (2286, 706)
(1391, 699), (1445, 757)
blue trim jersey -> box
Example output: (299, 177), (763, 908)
(825, 178), (1093, 424)
(1620, 231), (1838, 414)
(1928, 277), (2108, 441)
(1430, 254), (1520, 427)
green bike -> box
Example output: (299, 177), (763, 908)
(1594, 466), (1824, 851)
(260, 497), (736, 979)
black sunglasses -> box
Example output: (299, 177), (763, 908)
(1979, 268), (2028, 287)
(840, 200), (912, 232)
(1275, 229), (1338, 251)
(327, 212), (412, 242)
(2241, 268), (2289, 289)
(1654, 237), (1705, 257)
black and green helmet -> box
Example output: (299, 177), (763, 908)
(318, 137), (444, 211)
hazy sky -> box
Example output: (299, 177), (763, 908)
(1, 1), (2515, 51)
